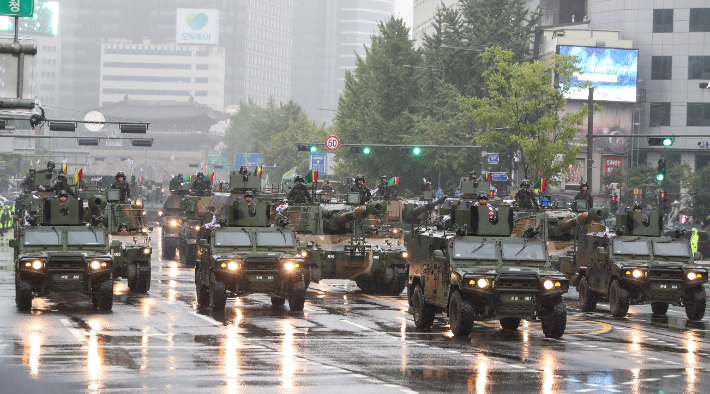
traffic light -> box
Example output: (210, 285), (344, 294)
(648, 137), (674, 146)
(298, 144), (318, 152)
(350, 147), (371, 154)
(656, 158), (666, 181)
(659, 190), (668, 212)
(610, 194), (618, 214)
(412, 147), (421, 155)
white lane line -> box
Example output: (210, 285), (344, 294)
(193, 312), (222, 326)
(400, 389), (418, 394)
(366, 378), (382, 383)
(663, 375), (681, 378)
(60, 319), (87, 342)
(340, 319), (374, 331)
(508, 365), (526, 369)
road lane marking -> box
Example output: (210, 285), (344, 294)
(60, 319), (87, 342)
(194, 312), (222, 326)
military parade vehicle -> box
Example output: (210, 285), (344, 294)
(195, 199), (307, 311)
(159, 175), (191, 258)
(560, 210), (708, 319)
(177, 174), (214, 266)
(407, 205), (569, 338)
(10, 196), (114, 310)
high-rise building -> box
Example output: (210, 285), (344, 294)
(291, 0), (395, 124)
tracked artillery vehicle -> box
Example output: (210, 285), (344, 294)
(160, 175), (191, 258)
(407, 205), (569, 338)
(177, 174), (215, 266)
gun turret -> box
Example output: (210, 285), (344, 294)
(554, 207), (608, 235)
(336, 201), (386, 225)
(410, 195), (448, 217)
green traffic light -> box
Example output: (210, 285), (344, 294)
(310, 146), (317, 152)
(412, 147), (421, 155)
(363, 147), (371, 154)
(657, 174), (665, 181)
(662, 138), (673, 146)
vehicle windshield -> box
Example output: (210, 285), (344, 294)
(653, 241), (690, 257)
(501, 242), (546, 261)
(215, 231), (252, 247)
(613, 239), (650, 255)
(67, 229), (106, 245)
(23, 229), (62, 246)
(452, 241), (498, 260)
(256, 231), (295, 247)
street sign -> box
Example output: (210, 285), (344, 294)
(491, 173), (508, 182)
(234, 153), (263, 169)
(309, 153), (326, 173)
(487, 155), (499, 165)
(325, 135), (340, 151)
(0, 0), (34, 17)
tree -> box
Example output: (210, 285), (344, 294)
(460, 47), (596, 182)
(261, 116), (328, 181)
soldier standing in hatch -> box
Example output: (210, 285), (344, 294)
(574, 182), (594, 207)
(45, 174), (77, 198)
(473, 192), (495, 218)
(349, 174), (371, 203)
(321, 180), (334, 193)
(287, 175), (312, 203)
(37, 160), (55, 176)
(21, 169), (36, 194)
(514, 179), (536, 209)
(110, 171), (132, 202)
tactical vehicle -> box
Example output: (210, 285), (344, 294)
(10, 197), (114, 310)
(407, 205), (569, 338)
(561, 211), (708, 319)
(195, 200), (307, 311)
(160, 176), (191, 258)
(178, 175), (214, 266)
(281, 196), (408, 295)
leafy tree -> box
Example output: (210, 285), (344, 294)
(0, 154), (18, 193)
(261, 116), (328, 181)
(223, 98), (262, 160)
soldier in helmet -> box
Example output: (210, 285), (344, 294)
(376, 175), (390, 198)
(321, 180), (334, 194)
(469, 171), (478, 183)
(515, 179), (536, 209)
(110, 171), (131, 202)
(574, 182), (594, 208)
(46, 174), (77, 198)
(631, 201), (650, 225)
(287, 175), (312, 203)
(243, 190), (257, 216)
(57, 190), (70, 214)
(21, 169), (36, 194)
(349, 174), (371, 203)
(473, 191), (495, 218)
(118, 223), (128, 233)
(37, 161), (56, 177)
(421, 180), (433, 192)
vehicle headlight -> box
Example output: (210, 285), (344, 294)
(142, 211), (147, 216)
(135, 200), (142, 206)
(284, 262), (295, 271)
(142, 247), (151, 255)
(90, 260), (101, 270)
(170, 220), (177, 226)
(32, 260), (43, 270)
(399, 251), (408, 259)
(477, 278), (488, 289)
(158, 211), (163, 216)
(300, 250), (311, 258)
(632, 269), (642, 278)
(227, 261), (238, 270)
(543, 280), (554, 290)
(688, 272), (702, 280)
(195, 225), (200, 230)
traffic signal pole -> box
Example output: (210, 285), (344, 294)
(587, 88), (594, 189)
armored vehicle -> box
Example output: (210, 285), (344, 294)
(282, 197), (408, 295)
(10, 197), (114, 310)
(160, 176), (191, 258)
(407, 205), (569, 338)
(178, 174), (214, 266)
(195, 200), (307, 311)
(561, 211), (708, 319)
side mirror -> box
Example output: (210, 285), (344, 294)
(198, 239), (209, 248)
(111, 240), (121, 249)
(8, 239), (16, 248)
(693, 252), (701, 260)
(432, 250), (445, 262)
(596, 246), (606, 255)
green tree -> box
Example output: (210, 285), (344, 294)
(223, 98), (262, 160)
(261, 116), (328, 181)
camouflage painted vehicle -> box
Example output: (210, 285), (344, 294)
(10, 197), (114, 310)
(178, 176), (214, 266)
(561, 211), (708, 319)
(195, 200), (307, 311)
(160, 176), (191, 258)
(282, 197), (408, 295)
(407, 205), (569, 338)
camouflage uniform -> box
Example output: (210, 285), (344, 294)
(574, 190), (594, 208)
(515, 188), (536, 209)
(349, 183), (372, 203)
(111, 181), (132, 202)
(288, 182), (312, 203)
(47, 178), (77, 198)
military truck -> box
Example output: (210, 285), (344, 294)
(177, 174), (214, 266)
(160, 176), (191, 258)
(10, 197), (114, 310)
(407, 205), (569, 338)
(195, 200), (307, 311)
(561, 211), (708, 319)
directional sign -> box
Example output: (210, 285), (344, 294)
(325, 135), (340, 151)
(0, 0), (34, 17)
(487, 155), (499, 165)
(309, 153), (327, 173)
(491, 174), (508, 182)
(234, 153), (263, 170)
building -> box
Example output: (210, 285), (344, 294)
(291, 0), (395, 124)
(99, 41), (226, 111)
(35, 35), (61, 115)
(412, 0), (458, 46)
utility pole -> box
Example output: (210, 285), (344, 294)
(587, 88), (594, 189)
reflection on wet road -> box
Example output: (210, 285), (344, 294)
(0, 230), (709, 393)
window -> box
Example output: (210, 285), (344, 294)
(196, 64), (209, 70)
(653, 9), (674, 32)
(103, 62), (191, 70)
(52, 46), (56, 52)
(690, 8), (710, 32)
(687, 103), (710, 126)
(195, 77), (208, 83)
(651, 56), (672, 80)
(103, 75), (191, 83)
(650, 103), (671, 127)
(689, 56), (710, 79)
(52, 59), (56, 65)
(102, 88), (191, 96)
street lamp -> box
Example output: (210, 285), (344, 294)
(403, 65), (445, 81)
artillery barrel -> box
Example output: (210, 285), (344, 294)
(559, 207), (609, 232)
(337, 201), (386, 225)
(88, 195), (107, 210)
(411, 195), (448, 217)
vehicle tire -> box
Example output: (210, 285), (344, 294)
(16, 279), (33, 311)
(411, 284), (435, 330)
(271, 296), (286, 307)
(541, 299), (567, 338)
(684, 286), (706, 320)
(578, 276), (597, 312)
(499, 317), (521, 330)
(448, 290), (474, 337)
(288, 275), (306, 312)
(162, 238), (176, 259)
(195, 268), (209, 307)
(355, 278), (374, 293)
(379, 270), (407, 296)
(303, 269), (311, 290)
(128, 264), (151, 293)
(209, 273), (227, 311)
(184, 245), (197, 267)
(609, 280), (630, 318)
(651, 302), (669, 316)
(95, 279), (114, 311)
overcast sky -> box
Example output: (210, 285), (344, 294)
(394, 0), (414, 30)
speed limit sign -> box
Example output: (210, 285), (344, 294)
(325, 135), (340, 151)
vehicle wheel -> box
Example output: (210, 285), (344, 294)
(209, 273), (227, 311)
(355, 278), (374, 293)
(651, 302), (669, 316)
(128, 264), (151, 293)
(184, 245), (197, 267)
(162, 238), (176, 259)
(411, 284), (435, 330)
(16, 279), (33, 311)
(95, 279), (114, 311)
(303, 269), (311, 290)
(500, 317), (521, 330)
(195, 268), (209, 307)
(288, 275), (306, 312)
(541, 299), (567, 338)
(271, 296), (286, 307)
(378, 270), (407, 296)
(578, 276), (597, 312)
(684, 286), (706, 320)
(448, 290), (474, 336)
(609, 280), (630, 317)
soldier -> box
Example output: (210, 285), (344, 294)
(110, 171), (131, 202)
(244, 190), (257, 216)
(118, 223), (128, 233)
(45, 174), (77, 198)
(37, 160), (55, 175)
(515, 179), (536, 209)
(349, 174), (371, 204)
(321, 180), (334, 193)
(21, 169), (36, 194)
(574, 182), (594, 208)
(376, 176), (389, 198)
(287, 175), (313, 203)
(473, 192), (495, 218)
(421, 180), (432, 192)
(469, 171), (478, 182)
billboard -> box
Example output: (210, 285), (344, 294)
(176, 9), (219, 45)
(564, 101), (634, 154)
(0, 1), (58, 35)
(559, 46), (638, 102)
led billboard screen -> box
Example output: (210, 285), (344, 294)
(559, 46), (638, 102)
(0, 1), (58, 35)
(176, 9), (219, 45)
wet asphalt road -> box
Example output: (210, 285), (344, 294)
(1, 229), (709, 393)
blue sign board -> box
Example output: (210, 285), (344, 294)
(234, 153), (263, 170)
(491, 174), (508, 182)
(487, 155), (499, 165)
(309, 153), (327, 173)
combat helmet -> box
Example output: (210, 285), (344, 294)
(477, 191), (489, 200)
(116, 171), (126, 180)
(46, 160), (55, 169)
(355, 174), (365, 182)
(632, 201), (643, 211)
(118, 222), (128, 231)
(57, 174), (67, 181)
(520, 179), (531, 188)
(57, 190), (68, 198)
(244, 190), (254, 198)
(580, 182), (589, 189)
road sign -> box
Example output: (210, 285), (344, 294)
(491, 173), (508, 182)
(325, 135), (340, 151)
(234, 153), (263, 169)
(487, 155), (499, 165)
(0, 0), (34, 17)
(309, 153), (326, 173)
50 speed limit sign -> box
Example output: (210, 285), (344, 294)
(325, 135), (340, 151)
